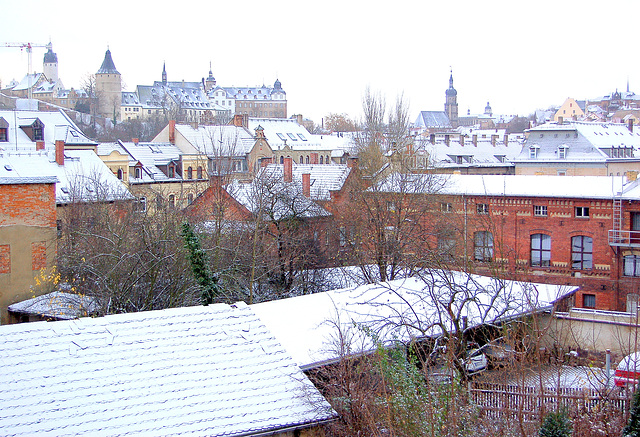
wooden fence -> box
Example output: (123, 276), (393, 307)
(469, 382), (632, 422)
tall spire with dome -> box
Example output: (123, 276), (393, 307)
(444, 68), (459, 128)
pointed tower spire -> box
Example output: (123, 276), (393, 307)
(97, 48), (119, 74)
(162, 61), (167, 85)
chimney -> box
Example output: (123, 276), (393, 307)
(132, 138), (139, 145)
(628, 170), (638, 182)
(491, 135), (497, 147)
(430, 133), (435, 144)
(55, 140), (64, 166)
(233, 114), (242, 127)
(296, 114), (303, 125)
(558, 116), (564, 125)
(169, 120), (176, 144)
(191, 121), (198, 130)
(472, 134), (477, 147)
(36, 141), (45, 151)
(629, 118), (634, 133)
(445, 134), (450, 146)
(302, 173), (311, 197)
(284, 157), (292, 183)
(310, 153), (318, 164)
(460, 136), (465, 147)
(504, 134), (509, 146)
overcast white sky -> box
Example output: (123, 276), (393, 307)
(1, 0), (638, 124)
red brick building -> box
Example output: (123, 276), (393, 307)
(376, 173), (640, 312)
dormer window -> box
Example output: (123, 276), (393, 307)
(20, 118), (44, 142)
(168, 165), (175, 178)
(558, 146), (568, 159)
(0, 117), (8, 142)
(529, 146), (539, 159)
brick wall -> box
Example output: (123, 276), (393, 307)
(31, 241), (47, 271)
(0, 184), (56, 228)
(0, 245), (9, 274)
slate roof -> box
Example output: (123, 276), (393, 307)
(415, 135), (522, 168)
(248, 118), (344, 152)
(251, 272), (573, 370)
(136, 83), (212, 111)
(414, 111), (453, 129)
(259, 163), (351, 201)
(96, 49), (120, 75)
(0, 304), (335, 436)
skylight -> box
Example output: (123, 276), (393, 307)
(287, 133), (298, 141)
(297, 134), (307, 141)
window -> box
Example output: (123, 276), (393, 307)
(387, 201), (397, 212)
(558, 146), (568, 159)
(197, 166), (203, 179)
(168, 166), (175, 178)
(0, 128), (7, 142)
(305, 156), (309, 164)
(300, 156), (304, 164)
(320, 155), (324, 164)
(117, 168), (123, 180)
(339, 226), (347, 247)
(624, 255), (640, 277)
(437, 238), (456, 258)
(187, 166), (193, 179)
(168, 194), (175, 208)
(531, 233), (551, 267)
(476, 203), (489, 215)
(557, 170), (567, 176)
(575, 207), (589, 218)
(187, 193), (193, 204)
(571, 236), (592, 269)
(534, 205), (548, 217)
(529, 146), (538, 159)
(474, 231), (493, 262)
(326, 155), (330, 164)
(33, 124), (43, 141)
(137, 197), (147, 213)
(583, 294), (596, 309)
(441, 202), (453, 213)
(287, 133), (298, 141)
(135, 167), (142, 179)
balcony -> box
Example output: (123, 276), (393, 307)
(609, 229), (640, 248)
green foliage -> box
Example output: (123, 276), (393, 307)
(181, 222), (221, 305)
(539, 409), (572, 437)
(624, 389), (640, 437)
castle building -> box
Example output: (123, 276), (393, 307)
(95, 48), (122, 120)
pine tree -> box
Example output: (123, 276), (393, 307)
(181, 222), (220, 305)
(624, 389), (640, 437)
(539, 409), (572, 437)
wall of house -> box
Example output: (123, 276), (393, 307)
(516, 164), (608, 176)
(0, 183), (57, 324)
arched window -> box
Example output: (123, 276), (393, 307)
(300, 156), (304, 164)
(117, 168), (123, 180)
(474, 231), (493, 262)
(305, 155), (309, 164)
(326, 155), (330, 164)
(187, 166), (193, 179)
(197, 166), (203, 179)
(135, 167), (142, 179)
(187, 193), (194, 204)
(320, 155), (324, 164)
(280, 156), (284, 164)
(531, 234), (551, 267)
(571, 236), (592, 270)
(168, 194), (175, 208)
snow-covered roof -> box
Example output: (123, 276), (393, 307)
(174, 124), (255, 156)
(0, 150), (133, 204)
(251, 271), (573, 370)
(414, 136), (522, 168)
(259, 163), (350, 201)
(0, 109), (95, 151)
(227, 175), (331, 220)
(8, 291), (99, 320)
(517, 121), (640, 163)
(376, 172), (637, 200)
(119, 141), (183, 184)
(0, 304), (335, 436)
(248, 118), (343, 152)
(414, 111), (452, 129)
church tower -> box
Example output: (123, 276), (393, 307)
(162, 62), (167, 86)
(444, 70), (459, 128)
(205, 62), (216, 92)
(95, 48), (122, 120)
(43, 42), (58, 84)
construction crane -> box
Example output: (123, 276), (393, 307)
(2, 42), (50, 101)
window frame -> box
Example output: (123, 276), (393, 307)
(571, 235), (593, 270)
(531, 233), (551, 267)
(476, 203), (489, 215)
(624, 255), (640, 277)
(533, 205), (548, 217)
(583, 293), (596, 309)
(575, 206), (590, 218)
(474, 231), (494, 262)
